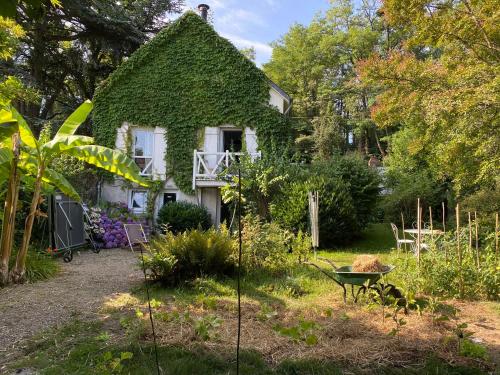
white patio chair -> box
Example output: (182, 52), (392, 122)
(390, 223), (415, 252)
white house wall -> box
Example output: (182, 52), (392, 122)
(101, 83), (288, 223)
(269, 88), (285, 113)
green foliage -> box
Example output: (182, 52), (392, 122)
(358, 0), (499, 194)
(157, 201), (211, 233)
(269, 154), (379, 247)
(273, 320), (320, 346)
(193, 314), (222, 341)
(380, 128), (449, 223)
(272, 174), (357, 246)
(96, 351), (134, 374)
(222, 154), (298, 221)
(381, 170), (446, 224)
(241, 214), (292, 274)
(144, 227), (236, 284)
(264, 0), (390, 159)
(393, 230), (500, 301)
(9, 249), (59, 282)
(93, 12), (291, 192)
(459, 339), (489, 360)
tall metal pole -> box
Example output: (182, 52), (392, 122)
(236, 167), (242, 375)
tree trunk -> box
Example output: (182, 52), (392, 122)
(0, 134), (21, 286)
(373, 128), (387, 157)
(10, 164), (45, 284)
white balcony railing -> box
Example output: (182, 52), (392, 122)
(192, 150), (261, 189)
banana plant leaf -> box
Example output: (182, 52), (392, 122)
(65, 145), (148, 187)
(0, 147), (12, 180)
(54, 100), (93, 139)
(42, 135), (94, 155)
(43, 168), (80, 201)
(10, 106), (38, 150)
(0, 111), (18, 143)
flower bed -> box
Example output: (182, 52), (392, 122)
(85, 203), (145, 249)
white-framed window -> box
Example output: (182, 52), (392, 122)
(133, 128), (154, 176)
(347, 130), (354, 145)
(130, 190), (148, 213)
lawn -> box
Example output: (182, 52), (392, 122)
(11, 224), (498, 374)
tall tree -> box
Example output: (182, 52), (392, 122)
(357, 0), (500, 195)
(264, 0), (390, 160)
(3, 0), (182, 132)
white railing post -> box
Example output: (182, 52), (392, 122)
(225, 150), (229, 168)
(192, 149), (197, 190)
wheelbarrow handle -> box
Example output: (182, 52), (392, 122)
(317, 257), (339, 270)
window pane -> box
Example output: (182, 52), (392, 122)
(134, 157), (152, 175)
(131, 191), (147, 211)
(134, 130), (153, 157)
(163, 193), (176, 206)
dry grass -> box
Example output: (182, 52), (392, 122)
(352, 255), (387, 272)
(130, 296), (498, 371)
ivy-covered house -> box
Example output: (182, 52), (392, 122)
(92, 9), (291, 225)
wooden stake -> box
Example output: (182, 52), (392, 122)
(468, 212), (472, 255)
(417, 198), (421, 264)
(474, 211), (479, 269)
(429, 206), (434, 242)
(401, 212), (406, 252)
(442, 202), (446, 232)
(496, 212), (499, 261)
(456, 204), (463, 298)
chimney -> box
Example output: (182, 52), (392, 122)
(197, 4), (210, 21)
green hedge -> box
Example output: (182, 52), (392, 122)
(157, 201), (211, 233)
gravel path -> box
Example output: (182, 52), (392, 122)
(0, 248), (142, 368)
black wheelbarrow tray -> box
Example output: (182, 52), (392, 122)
(305, 257), (401, 303)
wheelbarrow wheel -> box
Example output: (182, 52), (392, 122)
(63, 251), (73, 263)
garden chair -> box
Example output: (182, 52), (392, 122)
(390, 223), (415, 252)
(124, 223), (148, 253)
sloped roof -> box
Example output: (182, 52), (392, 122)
(92, 11), (292, 192)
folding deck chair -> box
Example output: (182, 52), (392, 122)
(124, 223), (148, 252)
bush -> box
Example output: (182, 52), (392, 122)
(143, 227), (235, 284)
(315, 153), (381, 228)
(272, 174), (358, 246)
(241, 214), (293, 274)
(157, 201), (211, 233)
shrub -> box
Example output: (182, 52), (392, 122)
(143, 227), (235, 284)
(314, 153), (381, 228)
(272, 175), (357, 246)
(157, 201), (211, 233)
(241, 214), (293, 274)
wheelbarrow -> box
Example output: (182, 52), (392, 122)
(305, 257), (402, 304)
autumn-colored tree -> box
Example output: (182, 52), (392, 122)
(357, 0), (499, 195)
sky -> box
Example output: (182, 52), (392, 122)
(177, 0), (333, 66)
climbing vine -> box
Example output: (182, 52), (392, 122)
(93, 12), (291, 193)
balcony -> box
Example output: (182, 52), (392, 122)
(192, 150), (261, 189)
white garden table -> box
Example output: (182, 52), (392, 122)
(404, 229), (443, 252)
(403, 228), (443, 238)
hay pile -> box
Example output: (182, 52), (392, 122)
(352, 255), (387, 272)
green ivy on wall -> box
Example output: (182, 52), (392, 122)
(92, 12), (291, 193)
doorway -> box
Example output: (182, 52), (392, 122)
(222, 129), (243, 152)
